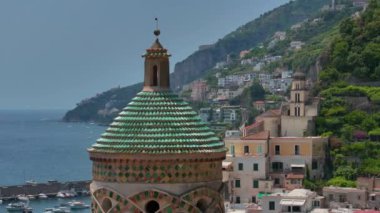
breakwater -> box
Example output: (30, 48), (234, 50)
(0, 180), (90, 200)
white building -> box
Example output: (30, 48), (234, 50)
(262, 189), (322, 213)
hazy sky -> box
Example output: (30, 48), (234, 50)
(0, 0), (289, 110)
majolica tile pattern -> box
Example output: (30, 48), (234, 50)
(91, 159), (222, 183)
(91, 187), (224, 213)
(90, 91), (225, 154)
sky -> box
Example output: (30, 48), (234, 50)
(0, 0), (289, 110)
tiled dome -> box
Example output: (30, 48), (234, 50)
(90, 91), (226, 154)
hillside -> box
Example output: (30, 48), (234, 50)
(313, 0), (380, 186)
(63, 0), (329, 124)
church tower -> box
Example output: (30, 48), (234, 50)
(88, 26), (227, 213)
(289, 72), (308, 117)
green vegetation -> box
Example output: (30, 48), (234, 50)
(230, 82), (266, 124)
(330, 2), (380, 80)
(313, 0), (380, 185)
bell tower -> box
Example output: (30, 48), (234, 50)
(88, 20), (226, 213)
(143, 20), (170, 91)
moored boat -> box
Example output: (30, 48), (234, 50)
(69, 201), (89, 210)
(6, 202), (32, 212)
(38, 193), (48, 199)
(44, 207), (71, 213)
(17, 194), (28, 201)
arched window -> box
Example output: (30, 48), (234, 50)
(152, 65), (158, 86)
(145, 200), (160, 213)
(196, 199), (208, 213)
(101, 198), (112, 213)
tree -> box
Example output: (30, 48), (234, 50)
(250, 82), (266, 101)
(362, 42), (380, 70)
(344, 110), (366, 126)
(334, 166), (357, 180)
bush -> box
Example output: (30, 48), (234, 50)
(326, 176), (356, 187)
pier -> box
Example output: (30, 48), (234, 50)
(0, 180), (90, 200)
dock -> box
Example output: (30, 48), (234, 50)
(0, 180), (91, 201)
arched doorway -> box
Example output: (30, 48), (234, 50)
(145, 200), (160, 213)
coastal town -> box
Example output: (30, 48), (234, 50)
(1, 0), (380, 212)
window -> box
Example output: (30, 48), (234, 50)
(312, 160), (318, 170)
(292, 206), (301, 212)
(145, 200), (160, 213)
(252, 196), (256, 203)
(236, 196), (241, 204)
(235, 179), (241, 188)
(295, 93), (300, 102)
(253, 180), (259, 188)
(329, 194), (334, 201)
(274, 178), (280, 185)
(275, 145), (280, 155)
(295, 145), (300, 155)
(244, 145), (249, 154)
(339, 195), (346, 202)
(238, 163), (243, 171)
(272, 162), (283, 172)
(257, 145), (263, 154)
(230, 145), (235, 156)
(269, 201), (275, 210)
(152, 65), (158, 86)
(253, 163), (259, 171)
(313, 200), (320, 207)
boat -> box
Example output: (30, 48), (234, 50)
(57, 191), (76, 198)
(38, 193), (48, 199)
(6, 202), (32, 212)
(44, 207), (71, 213)
(27, 195), (35, 200)
(69, 201), (90, 210)
(25, 180), (37, 185)
(17, 194), (28, 201)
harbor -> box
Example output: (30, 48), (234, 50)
(0, 180), (90, 201)
(0, 180), (91, 212)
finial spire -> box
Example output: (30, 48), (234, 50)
(154, 18), (160, 37)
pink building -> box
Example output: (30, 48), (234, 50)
(191, 80), (208, 101)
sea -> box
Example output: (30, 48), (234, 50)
(0, 110), (106, 212)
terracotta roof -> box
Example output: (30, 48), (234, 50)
(286, 173), (304, 179)
(244, 120), (264, 130)
(242, 131), (269, 140)
(258, 109), (281, 117)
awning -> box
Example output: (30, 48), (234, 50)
(257, 192), (271, 199)
(290, 164), (305, 168)
(280, 199), (305, 206)
(222, 161), (232, 169)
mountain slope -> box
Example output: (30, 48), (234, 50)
(171, 0), (329, 89)
(63, 0), (329, 124)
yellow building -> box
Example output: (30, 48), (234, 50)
(269, 137), (327, 188)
